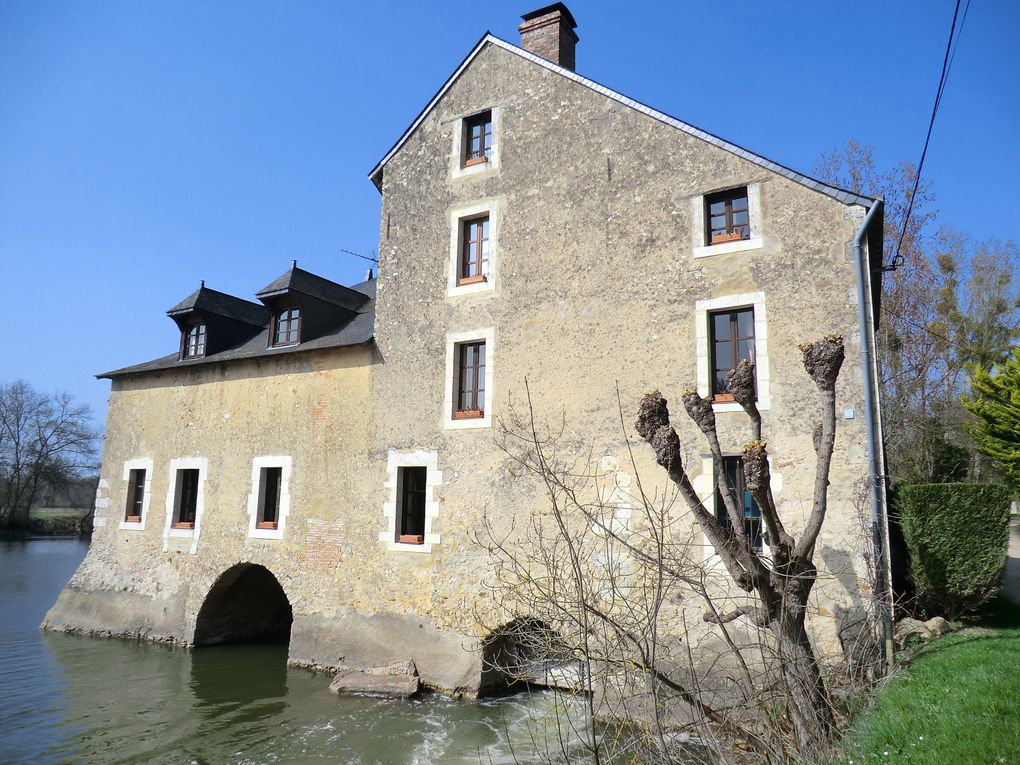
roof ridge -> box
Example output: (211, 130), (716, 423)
(368, 33), (876, 208)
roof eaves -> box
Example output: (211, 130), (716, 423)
(368, 34), (877, 208)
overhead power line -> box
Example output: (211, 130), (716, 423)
(888, 0), (970, 271)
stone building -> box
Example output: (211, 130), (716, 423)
(45, 4), (887, 697)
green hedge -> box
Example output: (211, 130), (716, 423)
(899, 483), (1011, 619)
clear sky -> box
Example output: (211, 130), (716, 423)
(2, 0), (1018, 428)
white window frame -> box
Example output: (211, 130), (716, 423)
(450, 107), (501, 181)
(161, 457), (208, 555)
(378, 449), (442, 554)
(447, 199), (499, 298)
(246, 456), (292, 541)
(695, 292), (771, 412)
(118, 458), (154, 531)
(692, 182), (763, 258)
(444, 327), (495, 430)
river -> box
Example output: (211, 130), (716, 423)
(0, 538), (590, 765)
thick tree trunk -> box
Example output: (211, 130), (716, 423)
(775, 615), (833, 763)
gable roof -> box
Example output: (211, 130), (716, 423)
(256, 262), (371, 312)
(368, 34), (877, 208)
(167, 284), (268, 328)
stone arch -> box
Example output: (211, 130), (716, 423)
(480, 618), (566, 694)
(193, 563), (293, 647)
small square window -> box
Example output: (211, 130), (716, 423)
(397, 466), (427, 545)
(463, 111), (492, 167)
(124, 469), (145, 523)
(710, 308), (755, 399)
(455, 341), (486, 419)
(256, 467), (282, 529)
(173, 468), (200, 529)
(705, 187), (750, 245)
(273, 307), (301, 347)
(716, 456), (763, 550)
(459, 216), (489, 285)
(182, 323), (206, 359)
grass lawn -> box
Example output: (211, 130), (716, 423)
(838, 597), (1020, 765)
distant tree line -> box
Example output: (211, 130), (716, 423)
(0, 381), (99, 531)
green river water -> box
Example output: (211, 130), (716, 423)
(0, 539), (588, 765)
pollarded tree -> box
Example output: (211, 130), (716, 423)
(962, 348), (1020, 490)
(483, 336), (869, 764)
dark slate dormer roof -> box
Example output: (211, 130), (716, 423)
(368, 34), (878, 209)
(256, 262), (370, 313)
(99, 278), (376, 379)
(167, 283), (268, 327)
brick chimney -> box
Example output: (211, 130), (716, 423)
(518, 3), (579, 71)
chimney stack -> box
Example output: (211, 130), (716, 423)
(519, 3), (578, 71)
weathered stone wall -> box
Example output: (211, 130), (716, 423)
(372, 43), (875, 661)
(47, 40), (879, 696)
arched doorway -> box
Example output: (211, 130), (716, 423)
(193, 563), (293, 647)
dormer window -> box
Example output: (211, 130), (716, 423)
(463, 111), (492, 167)
(182, 323), (206, 359)
(273, 308), (301, 347)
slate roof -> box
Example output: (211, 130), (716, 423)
(167, 284), (268, 327)
(368, 34), (878, 209)
(99, 279), (376, 379)
(256, 262), (371, 312)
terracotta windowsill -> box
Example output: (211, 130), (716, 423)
(463, 155), (488, 167)
(453, 409), (484, 420)
(710, 233), (748, 245)
(457, 274), (488, 286)
(173, 522), (195, 530)
(711, 393), (735, 403)
(398, 534), (425, 545)
(124, 516), (142, 523)
(256, 521), (278, 530)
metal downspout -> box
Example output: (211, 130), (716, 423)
(853, 199), (895, 671)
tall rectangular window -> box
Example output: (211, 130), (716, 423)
(173, 468), (200, 529)
(257, 467), (282, 529)
(716, 456), (763, 549)
(710, 308), (755, 398)
(273, 308), (301, 346)
(183, 323), (207, 358)
(705, 187), (750, 245)
(463, 111), (492, 166)
(456, 341), (486, 418)
(459, 216), (489, 284)
(397, 466), (427, 544)
(124, 469), (145, 522)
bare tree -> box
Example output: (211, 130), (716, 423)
(480, 337), (876, 764)
(0, 381), (98, 530)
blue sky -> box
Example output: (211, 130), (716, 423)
(1, 0), (1017, 427)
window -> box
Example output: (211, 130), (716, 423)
(273, 307), (300, 346)
(710, 308), (755, 399)
(455, 341), (486, 418)
(397, 466), (427, 544)
(463, 111), (492, 167)
(705, 187), (750, 245)
(256, 467), (282, 529)
(716, 456), (763, 550)
(182, 323), (206, 358)
(124, 469), (146, 522)
(173, 468), (200, 529)
(459, 216), (489, 285)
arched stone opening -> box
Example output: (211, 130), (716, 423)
(193, 563), (293, 647)
(480, 618), (570, 695)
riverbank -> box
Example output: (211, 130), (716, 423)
(836, 524), (1020, 764)
(0, 508), (91, 539)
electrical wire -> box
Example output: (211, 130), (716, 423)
(888, 0), (969, 271)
